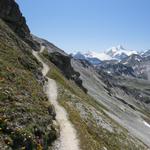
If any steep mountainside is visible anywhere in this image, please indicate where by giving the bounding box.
[121,54,150,80]
[71,57,150,148]
[0,1,58,149]
[95,62,136,77]
[1,0,150,150]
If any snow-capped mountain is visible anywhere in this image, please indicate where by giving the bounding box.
[142,49,150,57]
[73,45,138,63]
[72,45,150,80]
[82,51,112,61]
[106,45,138,60]
[73,52,102,65]
[121,54,143,66]
[73,51,111,61]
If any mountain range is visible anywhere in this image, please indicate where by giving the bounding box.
[73,45,150,62]
[0,1,150,150]
[73,45,150,80]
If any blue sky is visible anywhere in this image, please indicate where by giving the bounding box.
[16,0,150,53]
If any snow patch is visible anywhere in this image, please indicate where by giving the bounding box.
[84,51,112,61]
[143,121,150,128]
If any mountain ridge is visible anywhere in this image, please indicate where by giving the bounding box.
[73,45,150,80]
[73,45,139,61]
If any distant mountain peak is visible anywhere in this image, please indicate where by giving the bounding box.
[107,45,125,53]
[72,45,139,65]
[106,45,138,60]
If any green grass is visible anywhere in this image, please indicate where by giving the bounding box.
[0,19,58,149]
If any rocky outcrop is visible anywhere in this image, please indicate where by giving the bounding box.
[0,0,39,50]
[33,35,88,93]
[47,52,87,93]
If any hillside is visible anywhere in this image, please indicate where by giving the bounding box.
[0,1,58,149]
[0,0,150,150]
[33,36,149,150]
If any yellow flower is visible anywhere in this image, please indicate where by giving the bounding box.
[37,144,43,150]
[21,146,26,150]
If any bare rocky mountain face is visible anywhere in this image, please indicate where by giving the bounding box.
[0,0,39,50]
[1,0,150,150]
[121,54,150,80]
[71,57,150,146]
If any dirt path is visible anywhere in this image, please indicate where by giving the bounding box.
[32,46,80,150]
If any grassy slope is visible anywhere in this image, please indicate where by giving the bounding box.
[0,19,58,149]
[41,50,148,150]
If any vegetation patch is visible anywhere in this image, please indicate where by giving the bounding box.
[0,19,58,149]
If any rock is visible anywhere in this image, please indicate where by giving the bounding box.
[48,105,56,120]
[0,0,39,50]
[48,52,87,93]
[96,62,136,77]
